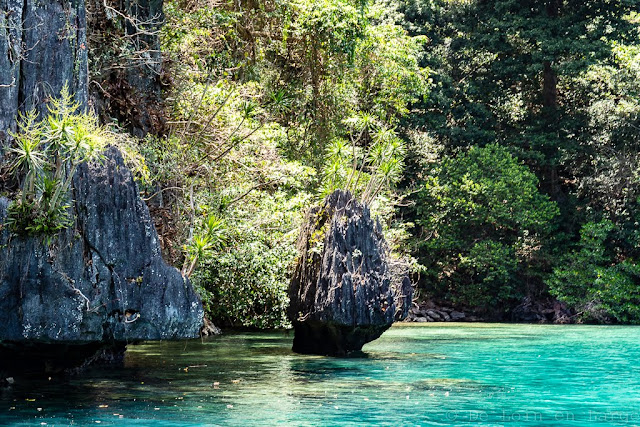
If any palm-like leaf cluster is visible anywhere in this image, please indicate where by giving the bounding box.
[6,86,106,236]
[182,213,228,277]
[321,112,406,204]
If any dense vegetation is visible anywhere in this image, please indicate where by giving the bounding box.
[151,0,429,327]
[4,0,640,325]
[6,90,106,236]
[400,0,640,321]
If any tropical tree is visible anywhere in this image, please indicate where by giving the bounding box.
[414,144,558,314]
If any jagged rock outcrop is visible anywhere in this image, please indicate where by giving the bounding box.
[288,190,412,356]
[0,0,184,373]
[0,147,203,368]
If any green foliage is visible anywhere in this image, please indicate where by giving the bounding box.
[548,220,614,307]
[593,261,640,324]
[294,0,366,60]
[194,238,295,329]
[457,241,519,310]
[190,182,312,329]
[570,41,640,224]
[400,0,637,153]
[85,0,640,325]
[147,0,429,328]
[212,0,431,165]
[415,144,558,312]
[136,69,315,327]
[397,0,640,318]
[5,87,106,237]
[5,198,71,237]
[182,213,229,277]
[140,127,312,328]
[320,118,407,203]
[548,220,640,323]
[162,2,241,77]
[142,0,640,324]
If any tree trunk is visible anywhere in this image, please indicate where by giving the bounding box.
[542,0,560,109]
[542,60,558,109]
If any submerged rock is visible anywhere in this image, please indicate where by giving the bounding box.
[288,190,412,355]
[0,147,203,370]
[201,317,222,336]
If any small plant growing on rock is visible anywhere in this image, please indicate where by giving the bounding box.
[321,115,406,205]
[5,87,106,236]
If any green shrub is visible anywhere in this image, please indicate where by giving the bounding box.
[415,144,559,313]
[548,220,640,323]
[193,237,295,329]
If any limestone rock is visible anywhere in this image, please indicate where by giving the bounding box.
[0,146,203,348]
[426,309,443,321]
[0,0,165,142]
[288,190,412,355]
[0,0,88,139]
[450,311,466,321]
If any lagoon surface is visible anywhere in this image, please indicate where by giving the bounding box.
[2,324,640,426]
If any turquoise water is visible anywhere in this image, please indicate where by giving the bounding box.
[2,323,640,426]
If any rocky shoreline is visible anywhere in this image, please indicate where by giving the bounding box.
[405,297,574,324]
[405,303,473,323]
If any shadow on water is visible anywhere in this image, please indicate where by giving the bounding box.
[3,325,640,426]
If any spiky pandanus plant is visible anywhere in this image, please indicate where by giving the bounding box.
[6,86,106,236]
[182,213,228,278]
[320,112,406,205]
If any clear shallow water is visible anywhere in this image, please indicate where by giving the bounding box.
[2,323,640,426]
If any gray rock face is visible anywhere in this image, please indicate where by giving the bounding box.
[0,0,184,373]
[450,311,466,321]
[0,146,203,345]
[0,0,88,139]
[288,190,412,355]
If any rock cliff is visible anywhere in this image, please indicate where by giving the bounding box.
[0,0,88,139]
[0,0,193,372]
[288,190,412,355]
[0,147,203,369]
[0,0,164,141]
